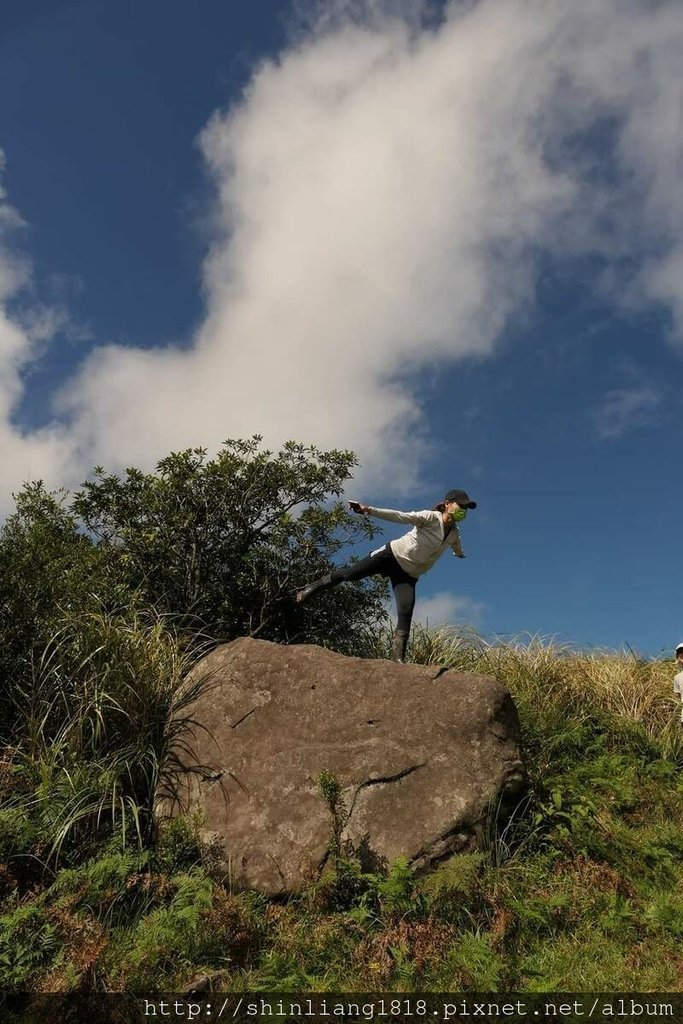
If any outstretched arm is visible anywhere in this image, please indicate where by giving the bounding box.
[348,502,434,526]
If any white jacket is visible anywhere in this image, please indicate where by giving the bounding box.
[367,507,465,579]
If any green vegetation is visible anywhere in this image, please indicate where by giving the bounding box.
[1,441,682,992]
[1,437,385,743]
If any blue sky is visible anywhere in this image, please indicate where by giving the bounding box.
[1,0,682,655]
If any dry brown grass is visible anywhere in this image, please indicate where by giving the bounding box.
[406,626,681,742]
[353,917,456,988]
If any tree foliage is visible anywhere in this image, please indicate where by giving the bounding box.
[70,436,385,642]
[1,437,388,743]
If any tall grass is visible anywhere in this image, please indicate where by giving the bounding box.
[2,611,214,864]
[356,622,681,758]
[404,624,681,751]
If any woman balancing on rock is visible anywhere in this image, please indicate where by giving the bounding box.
[295,488,476,664]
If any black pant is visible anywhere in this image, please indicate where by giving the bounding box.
[331,544,418,633]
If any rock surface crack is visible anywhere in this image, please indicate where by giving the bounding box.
[345,763,426,824]
[360,764,426,788]
[230,707,257,729]
[430,666,451,680]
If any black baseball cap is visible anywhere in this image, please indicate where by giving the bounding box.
[444,488,477,509]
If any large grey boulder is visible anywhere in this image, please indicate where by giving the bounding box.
[160,637,525,895]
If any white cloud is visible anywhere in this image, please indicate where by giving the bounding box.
[0,158,30,304]
[2,0,683,511]
[412,590,485,628]
[594,385,661,440]
[0,152,73,506]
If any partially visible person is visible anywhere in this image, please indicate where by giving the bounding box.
[295,488,476,663]
[674,642,683,724]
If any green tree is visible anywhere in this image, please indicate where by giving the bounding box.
[69,436,386,648]
[1,438,388,746]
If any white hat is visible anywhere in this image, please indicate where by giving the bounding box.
[676,642,683,654]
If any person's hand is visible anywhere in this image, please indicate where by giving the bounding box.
[349,501,370,515]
